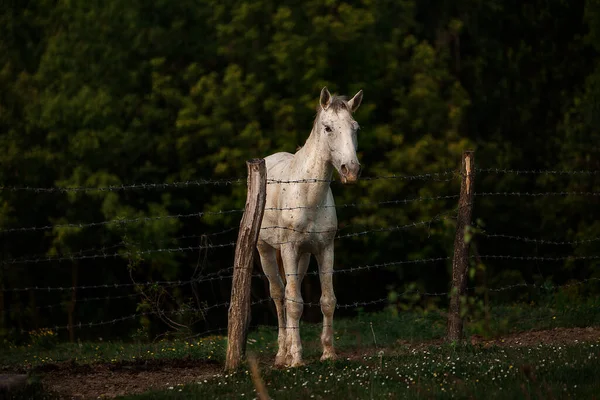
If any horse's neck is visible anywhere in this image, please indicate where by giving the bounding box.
[292,129,333,207]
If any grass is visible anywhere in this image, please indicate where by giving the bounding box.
[1,295,599,399]
[118,341,600,399]
[3,300,596,370]
[0,335,226,370]
[1,296,598,369]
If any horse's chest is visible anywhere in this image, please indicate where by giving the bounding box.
[260,177,338,250]
[279,207,336,248]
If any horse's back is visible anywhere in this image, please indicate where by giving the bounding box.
[264,152,294,180]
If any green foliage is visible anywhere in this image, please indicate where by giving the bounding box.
[28,328,58,350]
[0,0,599,339]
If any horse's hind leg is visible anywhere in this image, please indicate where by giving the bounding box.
[280,246,305,367]
[315,243,337,361]
[257,241,287,367]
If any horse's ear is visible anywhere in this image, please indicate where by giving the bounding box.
[320,87,331,110]
[347,89,363,113]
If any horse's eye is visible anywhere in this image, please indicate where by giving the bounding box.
[325,125,332,133]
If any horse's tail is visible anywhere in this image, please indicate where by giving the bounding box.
[276,249,286,286]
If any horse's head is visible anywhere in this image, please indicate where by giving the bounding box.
[316,87,363,184]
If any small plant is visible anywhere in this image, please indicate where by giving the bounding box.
[388,282,441,316]
[1,336,14,351]
[131,326,150,343]
[29,328,58,349]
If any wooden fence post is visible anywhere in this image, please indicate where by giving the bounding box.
[225,158,267,371]
[447,150,475,342]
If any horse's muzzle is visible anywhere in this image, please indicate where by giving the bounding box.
[340,163,360,184]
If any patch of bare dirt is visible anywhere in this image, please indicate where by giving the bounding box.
[393,326,600,353]
[37,359,221,399]
[469,326,600,348]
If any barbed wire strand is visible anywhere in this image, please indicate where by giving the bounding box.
[1,194,459,235]
[20,277,600,334]
[2,292,141,315]
[474,191,600,197]
[266,170,459,185]
[219,256,450,281]
[1,170,460,194]
[2,273,214,293]
[1,178,246,193]
[0,210,245,234]
[479,254,600,262]
[265,194,460,212]
[18,298,273,334]
[243,252,600,281]
[2,227,239,265]
[1,242,237,266]
[8,248,597,294]
[4,168,597,195]
[476,168,600,176]
[1,256,447,292]
[2,254,449,293]
[474,277,600,293]
[479,231,600,246]
[262,204,464,246]
[3,207,459,266]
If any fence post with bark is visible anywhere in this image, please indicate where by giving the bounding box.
[225,158,267,371]
[447,150,475,342]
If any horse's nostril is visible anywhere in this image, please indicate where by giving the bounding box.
[341,164,348,176]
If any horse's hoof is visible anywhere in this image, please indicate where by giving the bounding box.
[274,355,287,368]
[289,359,305,368]
[284,351,304,368]
[320,351,337,362]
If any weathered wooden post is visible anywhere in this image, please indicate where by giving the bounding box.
[447,150,475,342]
[225,159,267,371]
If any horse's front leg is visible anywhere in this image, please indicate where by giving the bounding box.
[281,246,305,367]
[257,242,287,367]
[316,243,337,361]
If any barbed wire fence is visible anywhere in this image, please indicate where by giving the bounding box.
[1,151,599,367]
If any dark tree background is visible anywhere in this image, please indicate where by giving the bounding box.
[1,0,599,340]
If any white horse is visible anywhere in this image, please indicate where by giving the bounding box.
[257,87,363,367]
